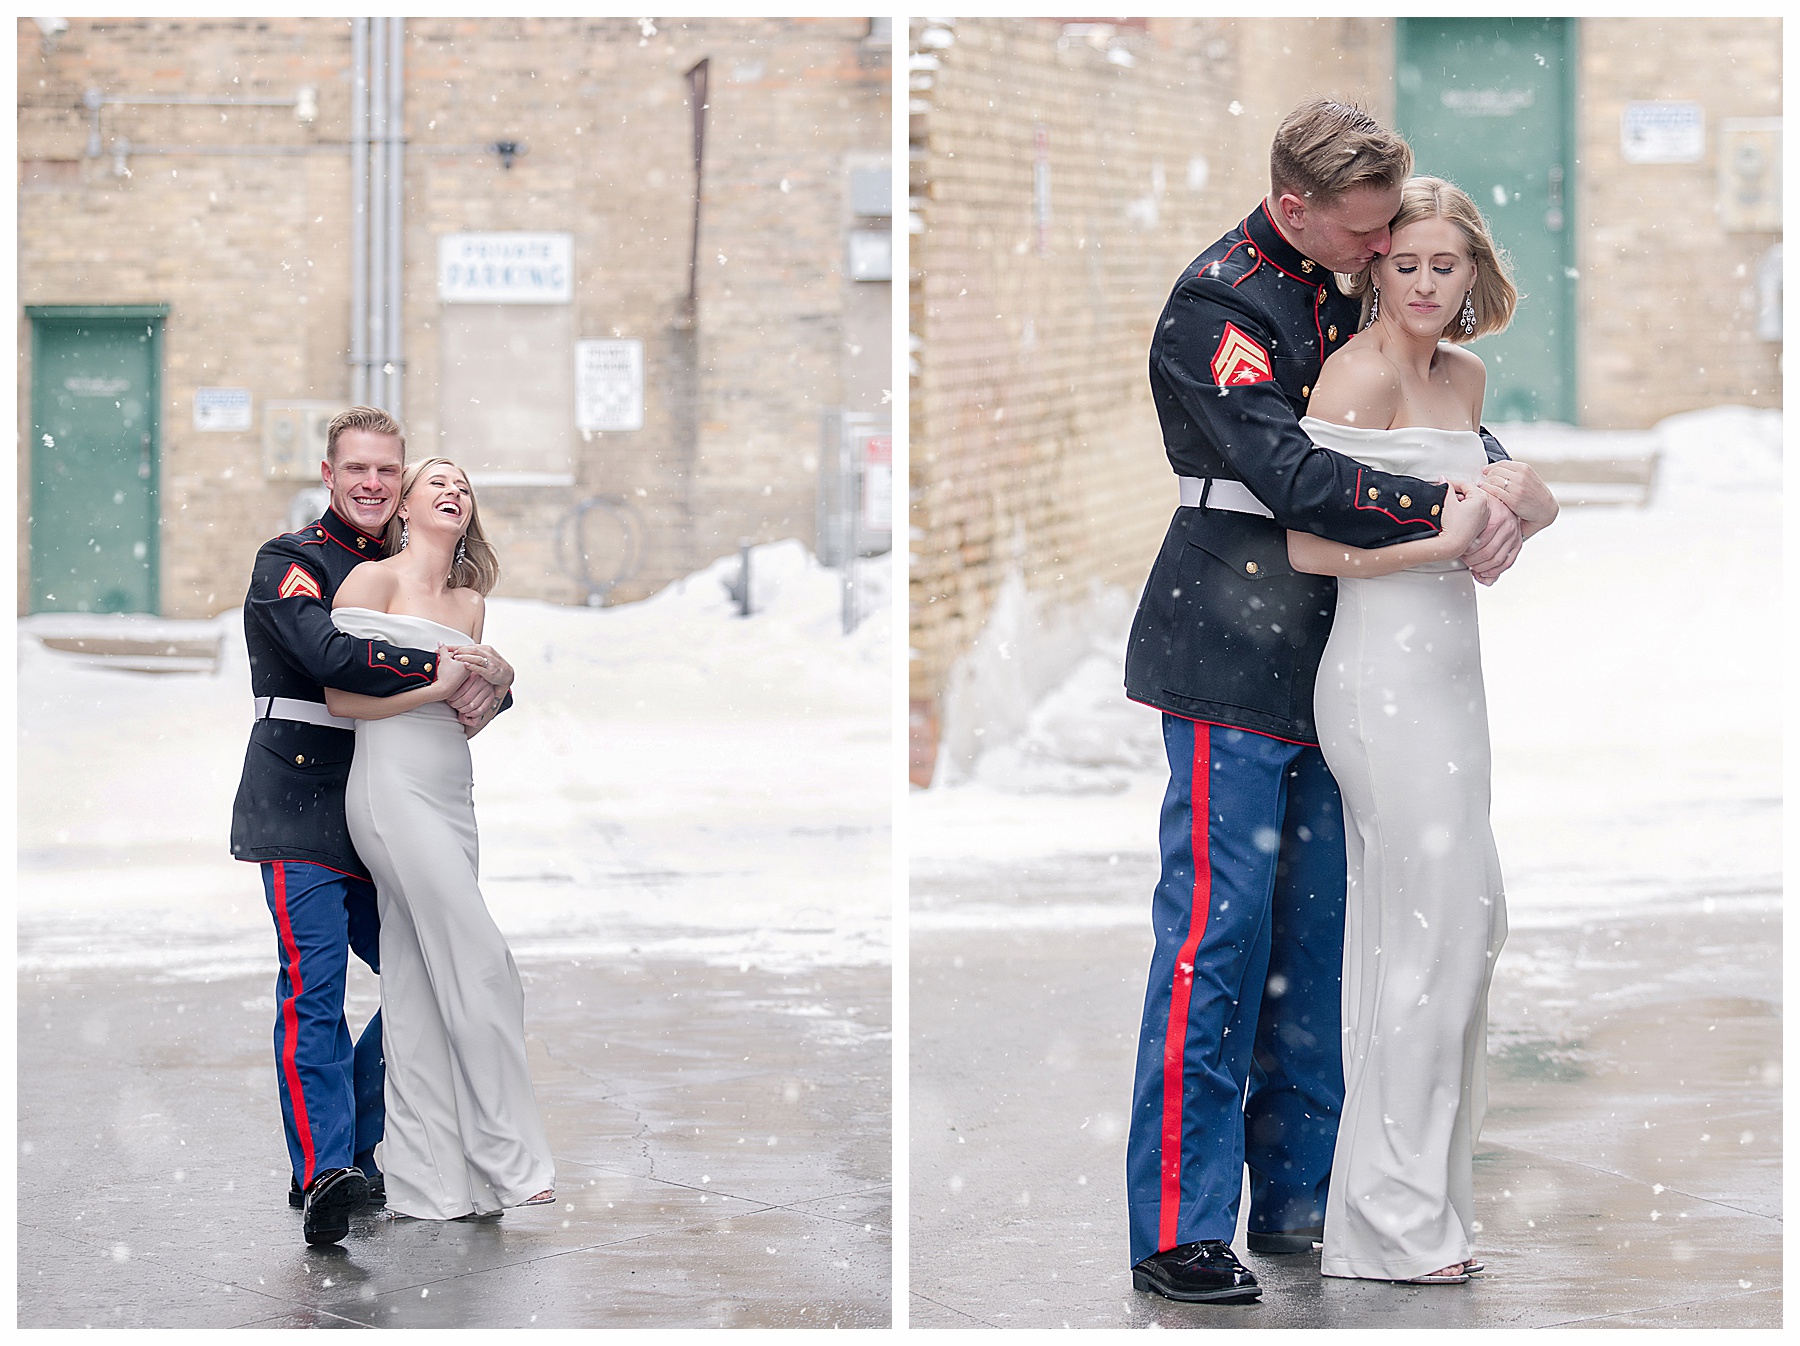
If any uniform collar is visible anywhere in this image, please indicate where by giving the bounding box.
[319,506,389,554]
[1247,201,1327,284]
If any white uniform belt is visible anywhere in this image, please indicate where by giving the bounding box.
[255,696,355,731]
[1178,476,1274,518]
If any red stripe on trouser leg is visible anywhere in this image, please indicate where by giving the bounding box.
[271,862,319,1189]
[1158,724,1212,1251]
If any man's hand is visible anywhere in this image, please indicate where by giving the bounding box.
[442,643,514,727]
[1460,499,1523,586]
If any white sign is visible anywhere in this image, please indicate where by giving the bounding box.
[575,339,644,432]
[860,433,892,533]
[438,232,573,304]
[1441,87,1535,117]
[1622,101,1704,164]
[194,386,252,431]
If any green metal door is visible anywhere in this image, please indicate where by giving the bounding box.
[27,305,166,613]
[1396,18,1575,422]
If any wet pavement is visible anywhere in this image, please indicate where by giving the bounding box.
[909,853,1781,1329]
[19,950,890,1328]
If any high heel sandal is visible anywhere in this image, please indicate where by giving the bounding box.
[1401,1264,1469,1285]
[522,1189,556,1206]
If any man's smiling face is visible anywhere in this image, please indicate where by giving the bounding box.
[322,428,405,534]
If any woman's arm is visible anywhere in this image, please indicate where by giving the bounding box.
[1288,480,1491,577]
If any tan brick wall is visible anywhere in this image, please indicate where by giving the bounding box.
[1576,19,1782,427]
[19,17,889,617]
[907,17,1394,715]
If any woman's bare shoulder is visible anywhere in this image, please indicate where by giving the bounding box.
[451,585,487,639]
[332,559,398,609]
[1438,341,1487,384]
[1309,339,1401,427]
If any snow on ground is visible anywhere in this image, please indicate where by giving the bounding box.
[19,541,891,978]
[913,406,1782,933]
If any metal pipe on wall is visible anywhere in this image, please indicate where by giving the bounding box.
[367,19,388,414]
[349,18,368,406]
[384,16,405,419]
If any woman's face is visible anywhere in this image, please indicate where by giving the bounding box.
[401,462,474,538]
[1374,215,1476,339]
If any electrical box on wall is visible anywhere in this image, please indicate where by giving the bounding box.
[262,402,336,480]
[1717,118,1781,232]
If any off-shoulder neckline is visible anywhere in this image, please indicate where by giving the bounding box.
[332,605,474,641]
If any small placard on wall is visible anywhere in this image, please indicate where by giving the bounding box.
[575,339,645,432]
[1621,101,1705,164]
[194,386,252,431]
[438,233,574,304]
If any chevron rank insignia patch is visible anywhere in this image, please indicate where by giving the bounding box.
[1210,322,1273,387]
[278,563,323,601]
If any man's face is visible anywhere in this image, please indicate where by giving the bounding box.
[321,429,405,534]
[1294,183,1404,273]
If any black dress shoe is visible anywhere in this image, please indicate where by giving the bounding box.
[292,1170,383,1210]
[1247,1224,1324,1254]
[302,1167,369,1246]
[1132,1241,1261,1303]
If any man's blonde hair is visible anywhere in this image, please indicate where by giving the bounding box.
[326,406,405,463]
[1270,98,1413,205]
[1341,176,1519,343]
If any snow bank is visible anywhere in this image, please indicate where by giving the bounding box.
[914,407,1782,931]
[19,541,892,978]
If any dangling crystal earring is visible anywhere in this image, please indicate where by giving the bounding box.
[399,517,409,549]
[1460,290,1477,335]
[454,537,469,570]
[1364,286,1380,330]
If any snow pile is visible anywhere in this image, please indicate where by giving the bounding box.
[914,406,1782,930]
[19,541,891,978]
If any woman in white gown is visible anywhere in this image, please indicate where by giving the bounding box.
[1286,178,1557,1284]
[321,457,556,1220]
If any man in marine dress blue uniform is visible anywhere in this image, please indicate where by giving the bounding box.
[1122,100,1548,1303]
[230,406,516,1246]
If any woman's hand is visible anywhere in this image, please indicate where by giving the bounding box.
[1479,460,1559,531]
[441,644,512,728]
[446,644,514,689]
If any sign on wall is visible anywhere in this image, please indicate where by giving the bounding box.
[194,386,252,431]
[437,233,574,304]
[861,432,892,534]
[1621,101,1705,164]
[575,339,645,432]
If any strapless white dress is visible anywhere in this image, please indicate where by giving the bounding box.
[1300,419,1508,1281]
[333,607,554,1219]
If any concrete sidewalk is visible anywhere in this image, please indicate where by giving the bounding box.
[909,853,1780,1329]
[20,950,890,1328]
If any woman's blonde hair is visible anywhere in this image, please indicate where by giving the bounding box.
[383,456,501,595]
[1340,175,1519,343]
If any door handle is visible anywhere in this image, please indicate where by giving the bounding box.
[139,432,152,480]
[1545,163,1565,233]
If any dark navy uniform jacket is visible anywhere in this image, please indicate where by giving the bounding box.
[230,508,441,877]
[1125,202,1507,743]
